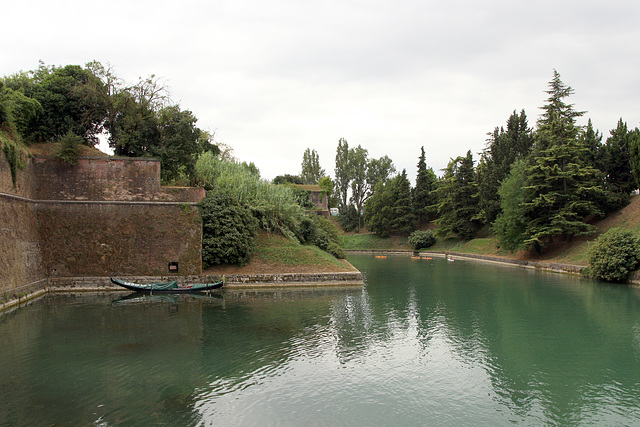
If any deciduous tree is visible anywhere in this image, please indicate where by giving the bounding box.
[300,148,325,184]
[334,138,351,209]
[493,159,530,252]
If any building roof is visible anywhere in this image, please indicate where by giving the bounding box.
[296,184,323,192]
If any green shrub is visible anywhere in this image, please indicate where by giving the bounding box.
[56,131,82,165]
[0,135,28,186]
[408,230,436,250]
[195,152,306,240]
[199,192,259,266]
[587,228,640,282]
[326,241,346,259]
[297,215,344,258]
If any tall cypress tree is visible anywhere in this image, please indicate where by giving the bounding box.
[390,169,417,235]
[523,70,604,253]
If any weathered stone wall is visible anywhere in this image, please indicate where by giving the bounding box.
[31,156,204,202]
[37,202,202,277]
[32,156,159,200]
[0,198,45,296]
[0,150,44,300]
[1,151,205,300]
[0,149,36,199]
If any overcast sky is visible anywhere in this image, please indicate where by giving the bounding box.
[3,0,640,181]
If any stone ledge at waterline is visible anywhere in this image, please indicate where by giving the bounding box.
[47,271,364,291]
[346,249,588,277]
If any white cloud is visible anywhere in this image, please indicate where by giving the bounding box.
[2,0,640,181]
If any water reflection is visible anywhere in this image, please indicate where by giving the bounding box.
[1,258,640,426]
[346,255,640,425]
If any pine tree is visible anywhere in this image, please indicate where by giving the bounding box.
[434,151,481,240]
[364,170,416,236]
[390,169,416,235]
[364,180,393,237]
[523,70,604,253]
[602,118,635,208]
[578,118,603,171]
[629,127,640,189]
[477,110,534,224]
[413,146,437,222]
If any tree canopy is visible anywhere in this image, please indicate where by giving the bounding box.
[1,61,217,185]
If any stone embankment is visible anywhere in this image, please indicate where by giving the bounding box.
[347,249,587,276]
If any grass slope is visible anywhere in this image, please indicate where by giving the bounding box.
[204,231,355,275]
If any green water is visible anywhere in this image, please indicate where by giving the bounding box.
[1,256,640,426]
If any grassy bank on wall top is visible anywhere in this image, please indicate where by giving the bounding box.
[338,196,640,268]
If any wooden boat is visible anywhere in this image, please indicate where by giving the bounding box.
[110,278,224,293]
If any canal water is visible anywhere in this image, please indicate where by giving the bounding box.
[1,255,639,426]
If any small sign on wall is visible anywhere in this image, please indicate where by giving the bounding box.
[168,262,179,273]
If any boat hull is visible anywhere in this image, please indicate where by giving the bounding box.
[110,278,223,293]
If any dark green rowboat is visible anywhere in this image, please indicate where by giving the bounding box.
[110,278,224,293]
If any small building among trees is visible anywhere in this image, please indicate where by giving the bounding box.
[296,184,330,218]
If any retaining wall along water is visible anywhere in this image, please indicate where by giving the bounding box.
[1,152,205,305]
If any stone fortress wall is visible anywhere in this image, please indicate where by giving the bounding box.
[0,151,205,301]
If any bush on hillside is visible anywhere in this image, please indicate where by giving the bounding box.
[199,192,259,266]
[297,215,345,259]
[195,152,306,240]
[408,230,436,250]
[587,228,640,282]
[55,131,82,165]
